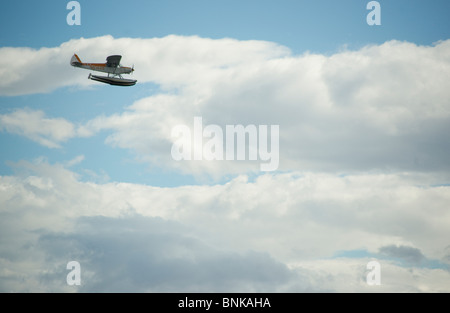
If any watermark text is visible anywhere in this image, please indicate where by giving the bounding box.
[366,260,381,285]
[66,261,81,286]
[66,1,81,26]
[171,117,279,172]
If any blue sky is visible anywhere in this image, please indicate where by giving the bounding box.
[1,1,450,293]
[2,0,450,50]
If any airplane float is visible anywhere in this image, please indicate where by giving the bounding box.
[70,54,137,86]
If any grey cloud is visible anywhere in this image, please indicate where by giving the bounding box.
[443,246,450,264]
[378,245,426,265]
[36,215,302,292]
[1,161,450,292]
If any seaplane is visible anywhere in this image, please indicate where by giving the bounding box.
[70,54,137,86]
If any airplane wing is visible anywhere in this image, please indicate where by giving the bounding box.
[106,55,122,68]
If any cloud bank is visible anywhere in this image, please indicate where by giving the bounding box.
[1,35,450,292]
[1,36,450,177]
[0,160,449,292]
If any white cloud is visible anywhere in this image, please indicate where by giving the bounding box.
[1,160,449,292]
[0,109,91,148]
[2,36,450,292]
[65,155,85,167]
[0,35,288,96]
[2,36,450,177]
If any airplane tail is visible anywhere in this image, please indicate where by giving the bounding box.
[70,54,82,66]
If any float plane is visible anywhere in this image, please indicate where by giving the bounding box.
[70,54,137,86]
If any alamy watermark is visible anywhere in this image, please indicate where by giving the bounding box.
[66,261,81,286]
[366,260,381,286]
[367,1,381,26]
[66,1,81,26]
[171,117,279,172]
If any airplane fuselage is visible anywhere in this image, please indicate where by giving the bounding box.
[71,61,133,75]
[70,54,134,75]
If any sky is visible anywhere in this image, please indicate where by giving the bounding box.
[0,0,450,293]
